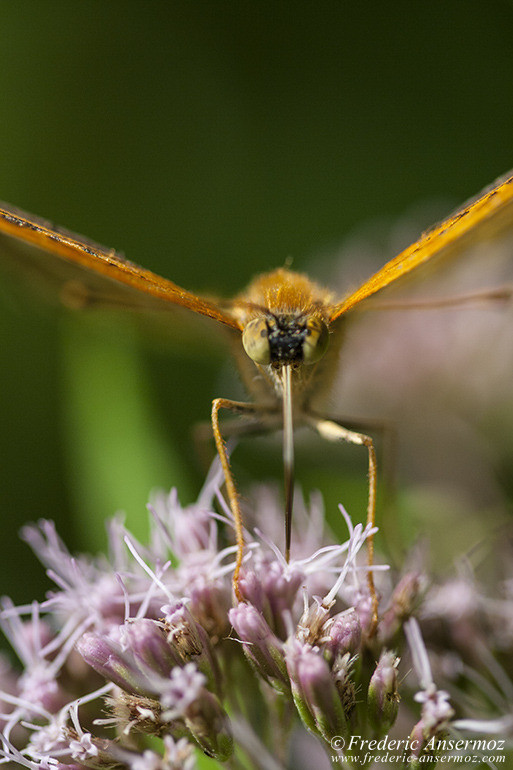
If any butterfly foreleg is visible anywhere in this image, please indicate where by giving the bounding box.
[314,413,398,511]
[211,398,280,603]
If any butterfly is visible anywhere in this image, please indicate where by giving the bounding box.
[2,169,513,627]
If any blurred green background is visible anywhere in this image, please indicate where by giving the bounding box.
[1,0,513,608]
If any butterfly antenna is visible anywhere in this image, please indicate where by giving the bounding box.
[282,365,294,562]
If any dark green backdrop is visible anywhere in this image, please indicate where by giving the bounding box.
[1,1,513,607]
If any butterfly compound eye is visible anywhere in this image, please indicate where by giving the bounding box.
[302,316,329,365]
[242,317,271,365]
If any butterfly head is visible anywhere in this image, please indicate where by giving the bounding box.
[242,313,329,368]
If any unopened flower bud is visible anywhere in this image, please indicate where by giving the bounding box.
[77,631,152,696]
[124,619,181,676]
[238,557,303,637]
[187,575,231,644]
[184,688,233,762]
[229,604,288,689]
[286,641,348,742]
[368,650,400,734]
[324,610,362,662]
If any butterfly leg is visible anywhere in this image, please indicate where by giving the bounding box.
[304,414,379,633]
[211,398,278,602]
[314,413,398,517]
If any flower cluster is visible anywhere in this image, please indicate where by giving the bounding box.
[0,462,511,769]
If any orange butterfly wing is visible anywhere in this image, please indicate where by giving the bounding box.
[0,202,242,331]
[329,170,513,321]
[3,170,513,331]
